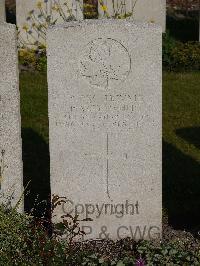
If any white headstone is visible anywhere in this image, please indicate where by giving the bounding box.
[0,0,6,22]
[16,0,83,46]
[98,0,166,32]
[47,20,162,241]
[0,23,23,210]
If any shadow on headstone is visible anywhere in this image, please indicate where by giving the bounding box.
[22,128,51,219]
[163,140,200,232]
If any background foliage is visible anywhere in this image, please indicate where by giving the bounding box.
[18,32,200,73]
[163,32,200,71]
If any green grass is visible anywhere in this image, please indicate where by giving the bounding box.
[163,72,200,158]
[163,72,200,230]
[20,71,200,229]
[20,72,49,142]
[20,72,50,216]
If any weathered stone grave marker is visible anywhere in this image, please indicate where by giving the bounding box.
[47,20,162,240]
[98,0,166,32]
[0,23,23,209]
[0,0,6,22]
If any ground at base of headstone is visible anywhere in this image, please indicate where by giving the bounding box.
[19,69,200,265]
[0,202,200,265]
[68,218,200,261]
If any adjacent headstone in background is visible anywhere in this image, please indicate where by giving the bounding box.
[98,0,133,18]
[0,0,6,22]
[133,0,166,32]
[48,20,162,240]
[0,22,23,210]
[16,0,83,46]
[98,0,166,32]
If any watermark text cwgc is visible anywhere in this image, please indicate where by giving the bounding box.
[80,225,161,241]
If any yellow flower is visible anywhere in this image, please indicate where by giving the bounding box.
[101,5,107,11]
[36,1,43,8]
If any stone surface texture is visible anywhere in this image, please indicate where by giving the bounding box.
[0,23,23,210]
[47,20,162,240]
[0,0,6,22]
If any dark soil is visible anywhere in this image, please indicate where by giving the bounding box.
[66,215,200,262]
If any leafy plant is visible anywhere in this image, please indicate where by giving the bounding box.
[162,30,177,69]
[98,0,136,19]
[84,0,98,19]
[18,0,83,48]
[19,0,137,48]
[19,48,47,72]
[0,205,56,264]
[51,195,87,244]
[137,240,200,265]
[163,32,200,71]
[0,198,200,265]
[171,41,200,70]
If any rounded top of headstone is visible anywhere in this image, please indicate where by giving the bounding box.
[48,19,162,33]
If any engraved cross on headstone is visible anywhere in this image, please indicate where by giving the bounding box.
[105,133,128,200]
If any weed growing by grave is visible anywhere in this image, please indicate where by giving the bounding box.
[52,195,87,243]
[0,205,69,265]
[98,0,136,19]
[84,0,98,19]
[18,0,137,73]
[19,48,47,72]
[18,0,136,48]
[18,0,83,47]
[0,195,200,265]
[163,31,200,71]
